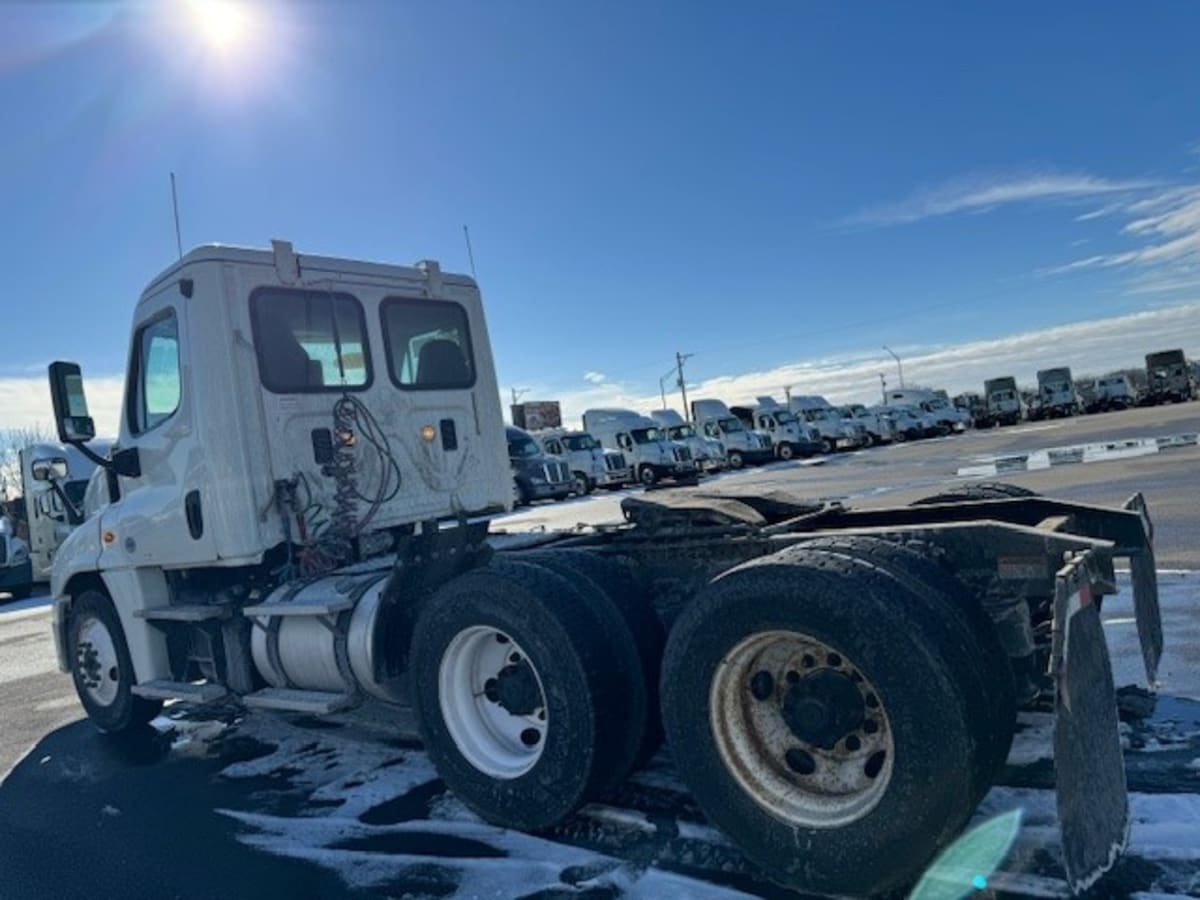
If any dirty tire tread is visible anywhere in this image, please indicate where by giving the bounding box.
[410,559,630,831]
[912,482,1039,505]
[519,550,651,788]
[524,549,665,769]
[68,590,163,733]
[797,536,1016,793]
[661,545,980,897]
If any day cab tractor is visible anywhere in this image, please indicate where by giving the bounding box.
[48,241,1164,897]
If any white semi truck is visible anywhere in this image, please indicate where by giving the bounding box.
[581,408,697,485]
[19,441,110,580]
[1093,373,1138,412]
[44,240,1165,897]
[840,403,896,446]
[647,408,726,472]
[730,397,823,460]
[689,398,774,468]
[1144,349,1194,404]
[885,389,969,433]
[1035,367,1080,418]
[788,395,867,453]
[533,428,632,494]
[983,376,1024,427]
[0,516,32,600]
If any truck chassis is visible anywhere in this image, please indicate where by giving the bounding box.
[54,482,1162,896]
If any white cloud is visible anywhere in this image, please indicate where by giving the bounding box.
[849,172,1155,227]
[583,371,607,385]
[518,303,1200,429]
[0,374,124,436]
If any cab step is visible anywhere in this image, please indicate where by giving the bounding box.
[135,604,232,622]
[242,687,355,715]
[131,680,229,703]
[241,597,356,617]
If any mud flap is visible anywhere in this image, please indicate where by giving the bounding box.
[1052,553,1129,894]
[1123,492,1163,684]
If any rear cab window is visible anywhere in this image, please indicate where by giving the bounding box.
[380,298,475,390]
[250,288,371,393]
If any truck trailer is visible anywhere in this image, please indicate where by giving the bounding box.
[45,241,1165,897]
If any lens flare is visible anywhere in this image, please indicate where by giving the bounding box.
[184,0,252,54]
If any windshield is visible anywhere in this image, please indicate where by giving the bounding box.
[927,398,947,410]
[717,417,744,434]
[631,427,664,444]
[508,436,541,459]
[773,411,796,425]
[562,435,597,451]
[670,424,697,439]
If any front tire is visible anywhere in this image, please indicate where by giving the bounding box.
[660,546,978,896]
[68,590,162,733]
[638,465,658,486]
[726,451,745,469]
[776,442,794,461]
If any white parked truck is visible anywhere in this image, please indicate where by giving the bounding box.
[1144,349,1194,404]
[19,441,109,580]
[581,408,697,485]
[648,408,725,472]
[1093,373,1138,412]
[730,397,823,460]
[690,398,774,468]
[840,403,896,445]
[983,376,1024,426]
[1035,367,1080,418]
[0,515,32,600]
[788,395,867,452]
[45,241,1165,898]
[534,428,631,494]
[885,389,969,433]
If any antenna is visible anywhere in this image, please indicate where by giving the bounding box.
[170,172,183,261]
[463,225,478,279]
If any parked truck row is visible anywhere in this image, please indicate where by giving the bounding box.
[35,240,1164,897]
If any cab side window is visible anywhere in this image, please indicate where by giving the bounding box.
[129,311,181,434]
[617,433,632,449]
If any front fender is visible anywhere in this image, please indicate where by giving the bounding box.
[49,516,103,673]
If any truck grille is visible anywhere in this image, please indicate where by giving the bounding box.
[605,451,627,471]
[543,461,570,484]
[673,446,692,462]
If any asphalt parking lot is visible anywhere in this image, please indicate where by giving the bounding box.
[1,401,1198,900]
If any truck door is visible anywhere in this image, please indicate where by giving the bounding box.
[100,301,219,569]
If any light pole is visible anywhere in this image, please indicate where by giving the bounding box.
[882,346,904,389]
[658,366,677,409]
[675,352,694,418]
[878,373,887,404]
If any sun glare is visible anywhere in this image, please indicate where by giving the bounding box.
[185,0,253,54]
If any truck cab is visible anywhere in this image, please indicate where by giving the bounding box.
[581,408,697,485]
[1094,373,1137,411]
[730,397,822,460]
[0,516,32,601]
[19,441,109,580]
[982,377,1024,427]
[534,428,631,494]
[648,408,726,472]
[788,396,867,452]
[1035,367,1079,418]
[507,426,574,505]
[1144,349,1194,404]
[839,403,895,446]
[885,389,968,433]
[690,399,774,469]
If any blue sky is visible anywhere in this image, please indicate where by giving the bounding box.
[3,1,1200,429]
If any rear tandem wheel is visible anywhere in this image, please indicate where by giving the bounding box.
[660,545,982,897]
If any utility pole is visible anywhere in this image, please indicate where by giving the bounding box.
[784,385,793,407]
[511,387,529,406]
[675,352,694,419]
[882,346,904,388]
[879,373,887,404]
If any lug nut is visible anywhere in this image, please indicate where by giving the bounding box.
[826,652,842,667]
[750,671,774,701]
[784,748,816,775]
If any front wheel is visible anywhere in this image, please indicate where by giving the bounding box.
[572,473,591,497]
[776,442,794,461]
[726,451,745,469]
[820,437,836,454]
[68,590,162,733]
[638,465,658,486]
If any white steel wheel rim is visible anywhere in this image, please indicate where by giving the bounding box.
[75,615,122,707]
[439,626,548,780]
[710,629,895,829]
[778,443,793,460]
